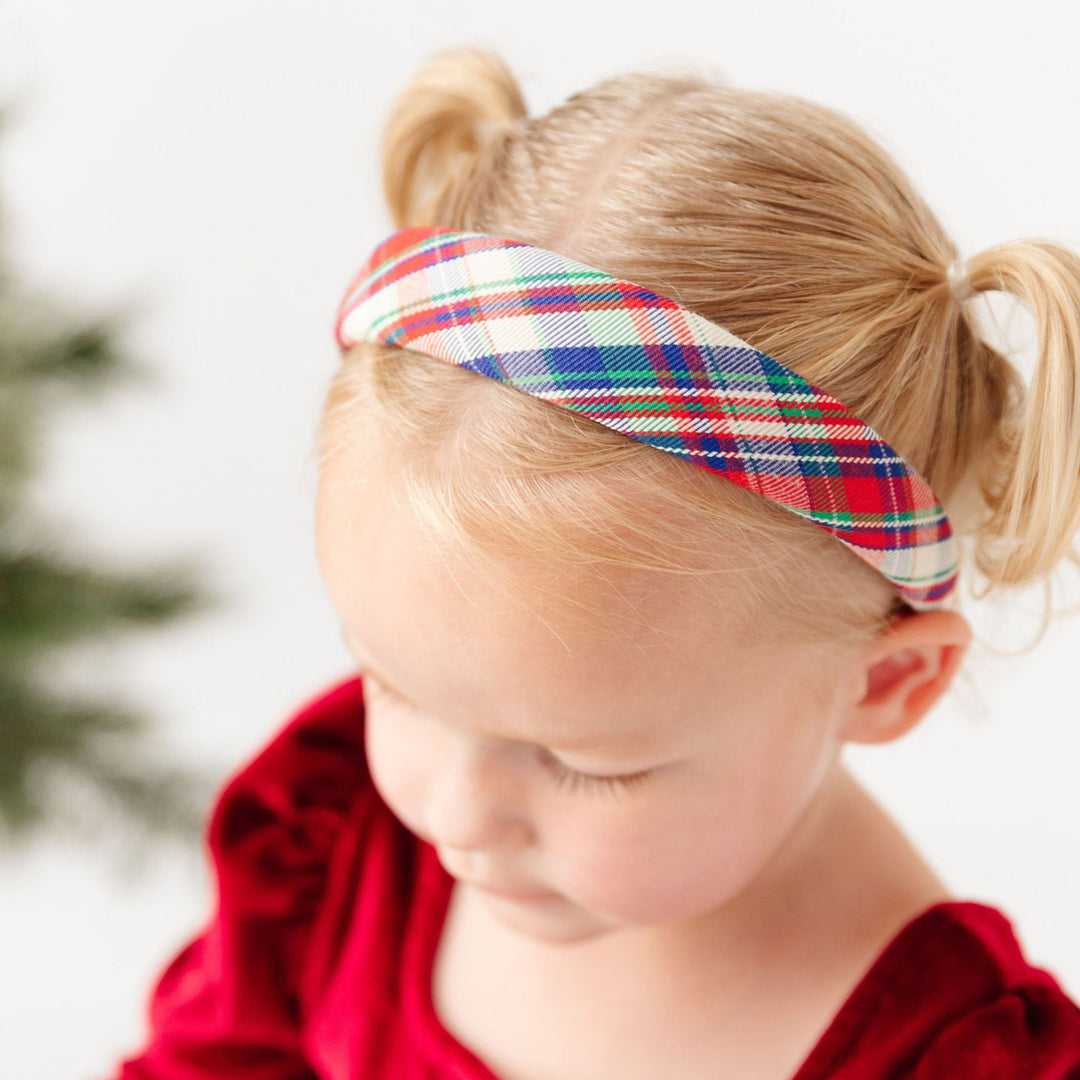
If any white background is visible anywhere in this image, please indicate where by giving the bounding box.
[0,1,1078,1078]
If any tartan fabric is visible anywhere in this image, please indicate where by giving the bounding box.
[334,226,959,610]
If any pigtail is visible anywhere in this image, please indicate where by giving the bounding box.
[379,46,528,228]
[961,240,1080,627]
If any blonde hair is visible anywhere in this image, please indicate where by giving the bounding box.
[316,46,1080,657]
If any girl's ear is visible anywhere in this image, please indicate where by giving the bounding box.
[839,609,974,746]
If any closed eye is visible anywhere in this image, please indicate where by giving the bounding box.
[537,750,652,796]
[362,669,652,798]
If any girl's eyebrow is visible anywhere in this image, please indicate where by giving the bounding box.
[337,624,663,758]
[340,626,409,698]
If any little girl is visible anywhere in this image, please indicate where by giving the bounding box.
[110,46,1080,1080]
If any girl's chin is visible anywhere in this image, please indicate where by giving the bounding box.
[475,890,618,945]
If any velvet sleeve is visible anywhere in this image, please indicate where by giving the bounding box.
[913,981,1080,1079]
[106,678,369,1080]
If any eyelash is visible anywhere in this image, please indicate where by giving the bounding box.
[361,671,652,796]
[537,752,652,795]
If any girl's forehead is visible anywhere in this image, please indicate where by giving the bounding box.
[315,443,837,741]
[322,556,814,766]
[321,485,727,676]
[317,450,745,644]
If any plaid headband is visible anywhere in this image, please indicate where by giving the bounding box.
[334,226,959,611]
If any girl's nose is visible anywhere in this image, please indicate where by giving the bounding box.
[424,736,533,853]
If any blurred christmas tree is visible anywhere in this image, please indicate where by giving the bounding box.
[0,109,223,873]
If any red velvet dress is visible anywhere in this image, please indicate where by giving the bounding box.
[108,674,1080,1079]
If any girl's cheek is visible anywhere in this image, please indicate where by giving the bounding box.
[363,703,434,826]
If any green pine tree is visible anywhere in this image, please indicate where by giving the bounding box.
[0,111,225,876]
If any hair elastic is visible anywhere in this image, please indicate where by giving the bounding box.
[947,258,977,302]
[334,226,959,611]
